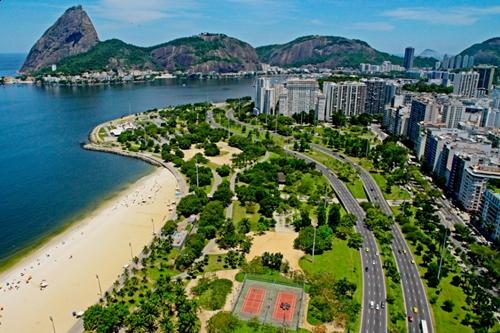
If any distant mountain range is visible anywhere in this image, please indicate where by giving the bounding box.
[418,49,441,60]
[459,37,500,67]
[19,6,500,75]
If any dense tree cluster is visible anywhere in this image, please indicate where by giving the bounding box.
[370,139,408,173]
[322,127,370,158]
[402,80,453,94]
[307,274,360,325]
[294,225,333,254]
[236,157,316,218]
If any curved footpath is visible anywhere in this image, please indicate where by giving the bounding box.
[224,109,387,333]
[311,144,434,333]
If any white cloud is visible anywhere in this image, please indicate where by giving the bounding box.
[352,22,394,31]
[308,19,325,26]
[93,0,197,24]
[383,6,500,25]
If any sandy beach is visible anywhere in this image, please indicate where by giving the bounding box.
[0,167,179,333]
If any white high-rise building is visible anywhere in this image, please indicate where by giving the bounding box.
[462,55,469,68]
[316,93,327,122]
[468,56,475,68]
[443,100,465,128]
[262,87,275,115]
[255,77,271,113]
[458,164,500,212]
[323,81,367,119]
[453,72,479,98]
[284,79,320,117]
[455,55,462,69]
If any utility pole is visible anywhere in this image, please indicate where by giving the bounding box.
[195,154,199,188]
[128,242,133,261]
[312,224,317,263]
[151,218,155,235]
[437,228,448,280]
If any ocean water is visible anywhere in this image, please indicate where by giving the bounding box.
[0,53,25,76]
[0,73,254,264]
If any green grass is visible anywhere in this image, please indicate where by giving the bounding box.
[305,150,367,199]
[236,271,300,287]
[98,127,106,140]
[299,238,362,332]
[203,254,230,272]
[370,172,411,201]
[378,245,406,333]
[406,241,473,333]
[233,201,261,231]
[347,179,368,199]
[231,320,310,333]
[193,278,233,310]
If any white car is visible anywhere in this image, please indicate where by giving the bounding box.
[375,303,380,311]
[370,301,375,309]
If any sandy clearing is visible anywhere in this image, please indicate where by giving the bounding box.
[182,142,242,166]
[246,231,303,271]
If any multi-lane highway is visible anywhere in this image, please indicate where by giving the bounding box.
[312,144,434,333]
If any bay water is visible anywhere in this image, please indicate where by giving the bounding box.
[0,62,253,264]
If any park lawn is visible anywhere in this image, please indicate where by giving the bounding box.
[407,240,473,333]
[233,201,261,231]
[299,238,362,332]
[347,179,367,199]
[351,156,375,171]
[98,127,106,140]
[305,150,367,199]
[203,254,229,272]
[378,244,406,333]
[234,271,298,287]
[430,274,473,333]
[370,172,411,201]
[194,278,233,311]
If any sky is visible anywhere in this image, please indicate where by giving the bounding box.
[0,0,499,55]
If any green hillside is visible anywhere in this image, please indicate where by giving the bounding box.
[41,39,158,74]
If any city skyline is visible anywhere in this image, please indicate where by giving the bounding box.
[0,0,499,54]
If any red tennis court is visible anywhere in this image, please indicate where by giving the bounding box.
[272,291,297,322]
[242,287,266,315]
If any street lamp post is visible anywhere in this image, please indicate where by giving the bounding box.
[128,242,133,261]
[151,218,155,235]
[49,316,56,333]
[96,274,102,297]
[437,228,448,280]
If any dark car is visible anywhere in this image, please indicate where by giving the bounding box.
[381,301,385,309]
[408,315,413,322]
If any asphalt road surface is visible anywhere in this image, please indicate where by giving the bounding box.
[312,144,434,333]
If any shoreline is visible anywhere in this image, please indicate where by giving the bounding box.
[0,164,154,275]
[0,166,181,333]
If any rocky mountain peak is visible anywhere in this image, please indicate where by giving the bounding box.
[20,5,99,73]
